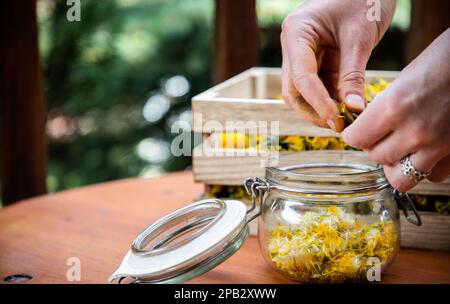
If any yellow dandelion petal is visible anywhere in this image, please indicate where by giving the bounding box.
[268,206,398,282]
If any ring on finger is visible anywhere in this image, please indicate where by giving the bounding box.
[400,154,431,183]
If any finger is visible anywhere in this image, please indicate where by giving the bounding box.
[339,39,370,113]
[383,148,443,193]
[281,33,328,128]
[367,128,419,166]
[320,71,339,101]
[281,33,301,112]
[317,46,340,101]
[427,153,450,183]
[284,27,344,131]
[342,90,393,149]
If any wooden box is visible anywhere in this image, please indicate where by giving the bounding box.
[191,67,450,251]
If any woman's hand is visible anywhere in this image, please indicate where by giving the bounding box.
[342,29,450,192]
[281,0,396,132]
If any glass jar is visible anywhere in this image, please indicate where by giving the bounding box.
[112,152,421,284]
[246,155,421,283]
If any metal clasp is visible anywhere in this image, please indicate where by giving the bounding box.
[393,189,422,226]
[244,177,270,224]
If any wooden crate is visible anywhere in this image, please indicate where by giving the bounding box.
[191,67,450,251]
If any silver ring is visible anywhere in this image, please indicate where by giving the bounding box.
[400,155,431,182]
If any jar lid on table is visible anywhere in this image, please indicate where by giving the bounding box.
[109,199,251,284]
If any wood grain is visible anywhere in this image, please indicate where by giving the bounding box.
[0,172,449,284]
[401,212,450,251]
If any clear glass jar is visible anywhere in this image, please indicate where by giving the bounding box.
[113,152,421,284]
[250,156,411,283]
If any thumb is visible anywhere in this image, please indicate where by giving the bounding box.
[338,43,371,114]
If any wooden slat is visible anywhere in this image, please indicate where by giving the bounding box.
[213,0,259,83]
[0,1,47,205]
[401,212,450,251]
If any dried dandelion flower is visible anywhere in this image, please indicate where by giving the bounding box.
[220,132,250,149]
[267,206,398,283]
[364,78,390,101]
[280,136,306,151]
[304,137,331,150]
[327,137,348,150]
[276,78,391,126]
[219,134,351,152]
[206,184,249,200]
[340,78,392,126]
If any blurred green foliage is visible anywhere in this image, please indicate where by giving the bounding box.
[39,0,215,191]
[37,0,411,193]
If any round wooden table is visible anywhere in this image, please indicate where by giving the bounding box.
[0,171,449,284]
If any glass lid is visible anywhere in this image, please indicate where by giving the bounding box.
[109,199,248,284]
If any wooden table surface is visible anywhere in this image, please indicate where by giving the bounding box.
[0,171,449,284]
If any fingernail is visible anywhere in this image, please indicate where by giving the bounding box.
[327,120,337,132]
[346,94,365,110]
